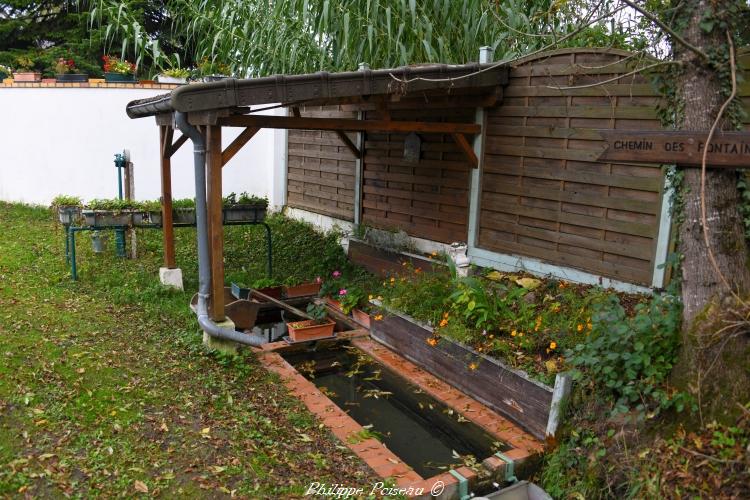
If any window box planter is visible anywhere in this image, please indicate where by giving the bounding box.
[57,205,82,225]
[172,208,196,225]
[56,74,88,83]
[104,72,136,83]
[284,281,322,298]
[0,70,8,80]
[156,75,187,84]
[81,210,133,227]
[230,282,283,301]
[351,308,373,328]
[132,211,163,226]
[222,205,266,223]
[325,297,343,311]
[287,319,336,343]
[12,72,42,82]
[369,302,570,441]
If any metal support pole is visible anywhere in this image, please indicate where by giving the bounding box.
[69,226,78,281]
[114,153,127,258]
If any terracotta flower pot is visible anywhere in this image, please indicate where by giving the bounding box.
[325,297,343,311]
[287,319,335,342]
[13,72,41,82]
[351,308,372,328]
[284,282,322,298]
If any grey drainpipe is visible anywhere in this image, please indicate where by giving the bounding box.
[175,112,265,347]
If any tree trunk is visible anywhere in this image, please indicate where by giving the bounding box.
[674,0,750,422]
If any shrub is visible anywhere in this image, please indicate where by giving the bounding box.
[567,292,686,416]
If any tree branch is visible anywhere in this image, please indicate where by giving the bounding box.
[618,0,709,61]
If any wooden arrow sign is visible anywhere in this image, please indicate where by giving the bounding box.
[597,130,750,167]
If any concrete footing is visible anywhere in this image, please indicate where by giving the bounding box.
[159,267,184,290]
[203,318,239,355]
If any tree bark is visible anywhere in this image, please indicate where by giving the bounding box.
[675,0,750,422]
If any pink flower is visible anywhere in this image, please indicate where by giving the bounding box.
[315,276,322,284]
[332,270,341,278]
[339,289,348,296]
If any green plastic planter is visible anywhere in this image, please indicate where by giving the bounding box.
[104,72,136,83]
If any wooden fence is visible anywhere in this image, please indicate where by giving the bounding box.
[286,48,750,286]
[287,105,358,220]
[478,49,665,285]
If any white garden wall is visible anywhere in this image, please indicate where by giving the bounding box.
[0,87,284,207]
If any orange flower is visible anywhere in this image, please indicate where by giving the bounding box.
[427,337,438,346]
[374,314,383,321]
[468,362,478,371]
[414,268,422,273]
[549,341,557,350]
[577,324,584,332]
[511,330,517,337]
[439,319,448,328]
[390,277,395,283]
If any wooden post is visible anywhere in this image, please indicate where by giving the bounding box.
[206,125,225,321]
[159,126,176,269]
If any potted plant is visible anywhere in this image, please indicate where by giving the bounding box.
[284,276,323,298]
[319,270,345,310]
[172,198,196,224]
[0,64,11,80]
[82,198,138,226]
[231,277,284,300]
[54,58,87,83]
[197,58,231,82]
[222,192,268,223]
[12,56,41,82]
[156,67,190,84]
[51,194,83,225]
[102,55,136,83]
[337,286,373,327]
[286,303,336,342]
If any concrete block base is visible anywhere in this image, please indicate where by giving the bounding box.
[203,318,240,355]
[159,267,184,290]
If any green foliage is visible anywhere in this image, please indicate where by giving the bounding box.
[306,302,328,322]
[171,198,195,208]
[449,276,504,332]
[90,0,649,78]
[338,286,366,314]
[85,198,140,210]
[540,429,605,498]
[222,192,269,208]
[251,277,281,288]
[161,67,189,78]
[51,194,82,207]
[568,291,687,416]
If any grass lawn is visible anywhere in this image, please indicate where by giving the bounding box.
[0,203,377,497]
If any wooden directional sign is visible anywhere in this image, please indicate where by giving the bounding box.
[598,130,750,167]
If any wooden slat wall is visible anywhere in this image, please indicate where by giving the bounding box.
[361,106,475,243]
[287,106,358,220]
[479,49,666,285]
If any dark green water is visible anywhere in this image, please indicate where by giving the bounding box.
[284,345,508,477]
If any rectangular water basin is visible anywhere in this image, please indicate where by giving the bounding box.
[283,343,509,478]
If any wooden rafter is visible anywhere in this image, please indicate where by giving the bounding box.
[451,133,479,168]
[221,127,260,166]
[219,115,480,135]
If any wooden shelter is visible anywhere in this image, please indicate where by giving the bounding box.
[126,62,509,323]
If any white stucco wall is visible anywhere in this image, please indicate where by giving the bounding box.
[0,87,283,207]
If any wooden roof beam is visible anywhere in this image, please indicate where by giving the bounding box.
[218,115,480,135]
